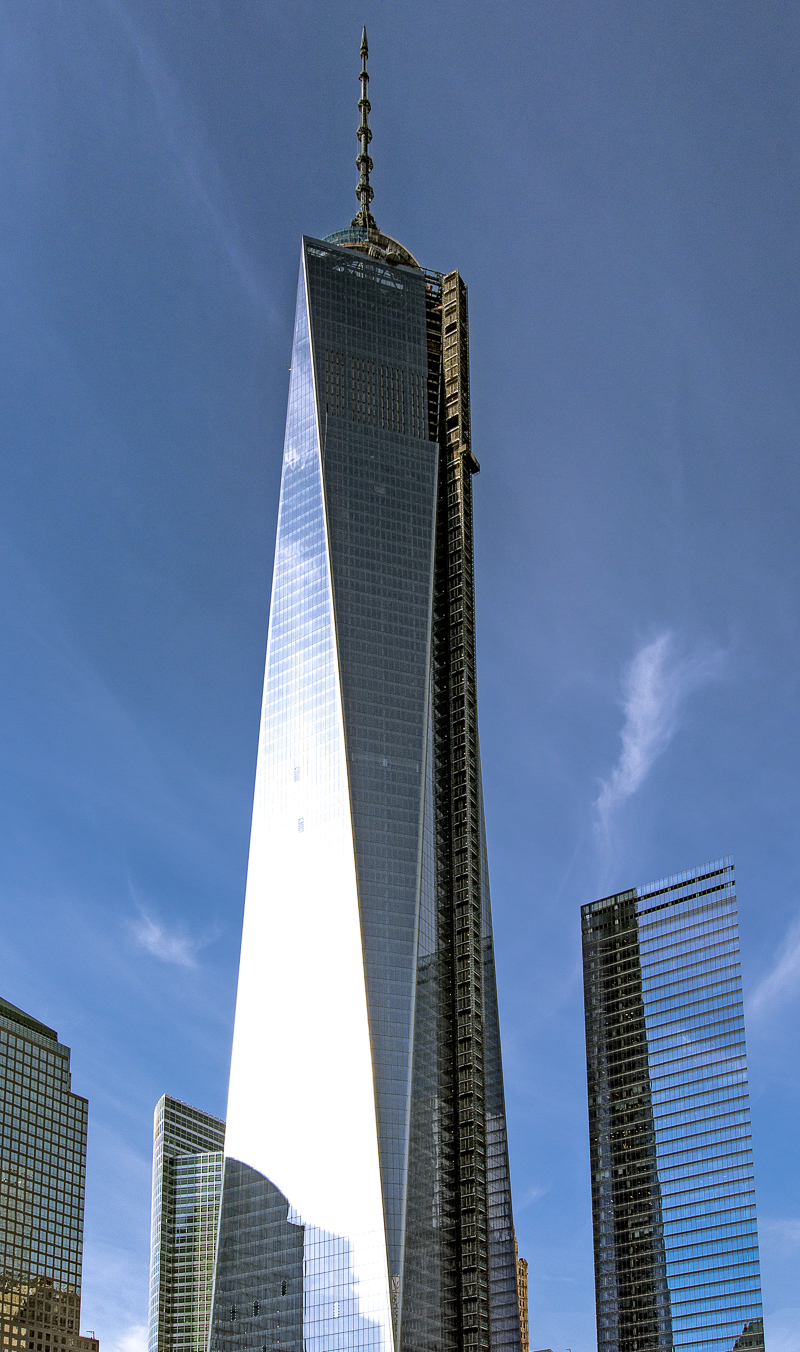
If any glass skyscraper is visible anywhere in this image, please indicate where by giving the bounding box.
[148,1097,225,1352]
[209,31,520,1352]
[0,997,98,1352]
[582,858,765,1352]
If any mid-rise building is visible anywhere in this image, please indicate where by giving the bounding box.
[582,858,764,1352]
[0,997,98,1352]
[147,1097,224,1352]
[209,30,520,1352]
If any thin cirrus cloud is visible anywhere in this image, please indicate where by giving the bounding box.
[759,1217,800,1252]
[595,630,725,837]
[748,914,800,1019]
[129,911,206,969]
[515,1182,550,1212]
[98,0,277,322]
[764,1309,800,1352]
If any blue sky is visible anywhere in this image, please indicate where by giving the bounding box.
[1,1,799,1349]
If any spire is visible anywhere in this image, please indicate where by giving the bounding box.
[351,25,377,231]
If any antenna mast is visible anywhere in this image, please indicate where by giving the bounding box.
[351,27,377,231]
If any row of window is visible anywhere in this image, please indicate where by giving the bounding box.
[323,350,426,440]
[227,1287,288,1322]
[586,913,738,973]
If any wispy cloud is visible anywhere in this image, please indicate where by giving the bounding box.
[595,631,724,835]
[759,1217,800,1252]
[100,0,276,321]
[515,1182,550,1211]
[764,1309,800,1352]
[749,915,800,1019]
[81,1236,150,1352]
[129,912,205,969]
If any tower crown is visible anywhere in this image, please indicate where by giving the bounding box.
[324,29,421,269]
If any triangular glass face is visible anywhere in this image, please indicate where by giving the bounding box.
[303,239,438,1283]
[215,258,393,1352]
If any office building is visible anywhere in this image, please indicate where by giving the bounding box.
[0,997,98,1352]
[147,1097,224,1352]
[209,30,520,1352]
[582,858,764,1352]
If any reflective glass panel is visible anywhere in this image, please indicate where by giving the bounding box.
[148,1095,224,1352]
[211,236,521,1352]
[583,859,764,1352]
[212,253,392,1352]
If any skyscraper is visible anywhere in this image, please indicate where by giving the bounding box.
[148,1097,225,1352]
[0,997,98,1352]
[209,31,520,1352]
[582,858,765,1352]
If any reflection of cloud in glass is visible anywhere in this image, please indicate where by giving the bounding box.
[211,1162,384,1352]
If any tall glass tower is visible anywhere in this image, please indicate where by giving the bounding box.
[582,858,765,1352]
[209,31,520,1352]
[148,1097,225,1352]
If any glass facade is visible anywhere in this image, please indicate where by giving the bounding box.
[148,1097,224,1352]
[0,997,98,1352]
[582,859,765,1352]
[210,234,519,1352]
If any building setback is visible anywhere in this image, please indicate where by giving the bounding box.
[582,858,764,1352]
[0,997,98,1352]
[147,1097,224,1352]
[208,30,520,1352]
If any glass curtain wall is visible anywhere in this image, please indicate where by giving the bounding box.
[582,859,764,1352]
[0,998,95,1352]
[210,234,520,1352]
[147,1096,224,1352]
[212,248,397,1352]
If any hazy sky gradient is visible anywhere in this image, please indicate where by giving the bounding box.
[1,2,799,1349]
